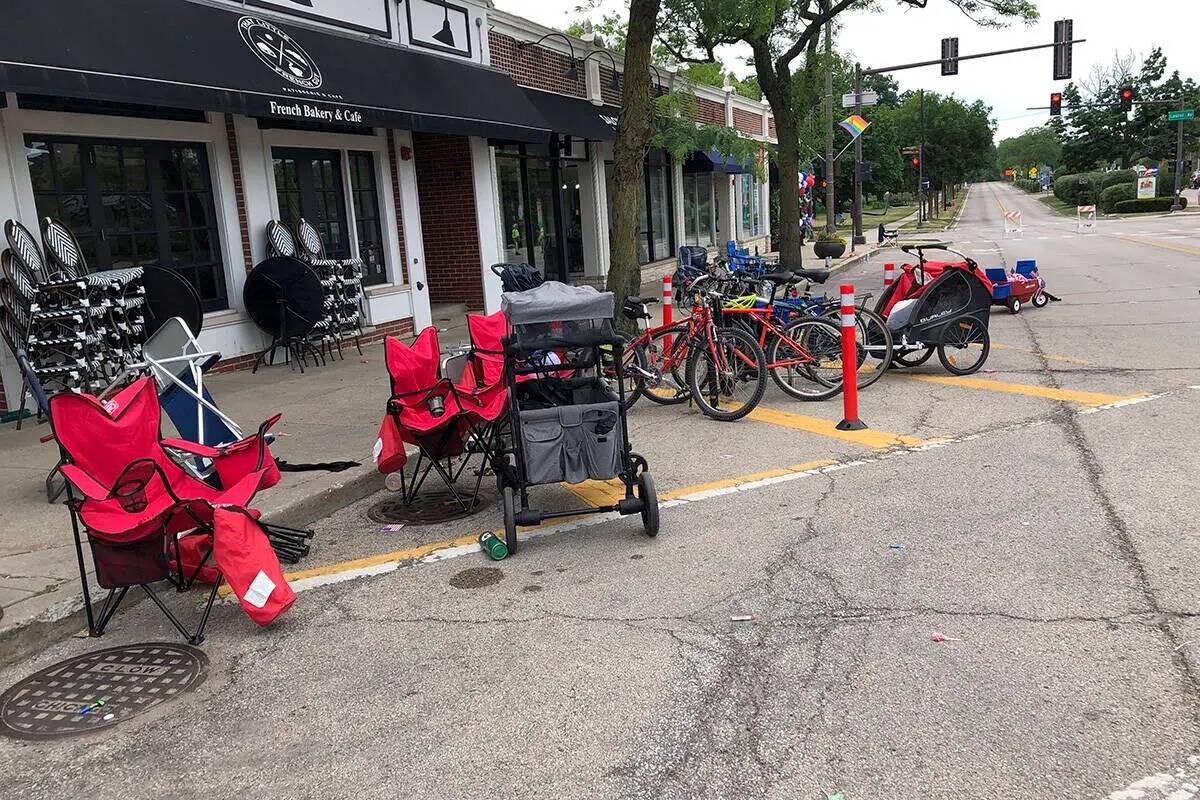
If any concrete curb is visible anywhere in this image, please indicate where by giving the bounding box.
[0,462,385,669]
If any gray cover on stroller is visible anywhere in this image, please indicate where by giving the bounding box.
[502,281,613,325]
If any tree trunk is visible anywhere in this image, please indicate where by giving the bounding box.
[751,39,801,267]
[605,0,662,325]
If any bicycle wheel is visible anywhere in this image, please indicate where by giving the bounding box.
[601,340,645,411]
[641,324,691,405]
[686,326,767,421]
[821,307,892,389]
[769,317,844,401]
[937,315,990,375]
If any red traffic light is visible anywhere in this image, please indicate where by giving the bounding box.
[1121,88,1134,99]
[1119,87,1135,110]
[910,157,921,168]
[1050,92,1062,116]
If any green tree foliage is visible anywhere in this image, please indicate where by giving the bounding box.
[655,0,1035,265]
[1060,48,1200,172]
[994,124,1062,175]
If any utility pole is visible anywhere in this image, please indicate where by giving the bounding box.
[918,89,925,228]
[852,62,865,245]
[824,21,835,233]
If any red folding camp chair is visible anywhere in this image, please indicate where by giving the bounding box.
[378,326,494,513]
[49,377,300,643]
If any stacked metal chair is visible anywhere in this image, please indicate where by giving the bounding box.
[294,218,365,360]
[42,218,147,379]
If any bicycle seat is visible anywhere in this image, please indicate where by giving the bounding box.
[624,295,660,305]
[793,268,830,284]
[759,271,794,284]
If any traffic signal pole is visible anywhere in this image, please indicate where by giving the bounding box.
[1173,97,1186,212]
[849,32,1086,239]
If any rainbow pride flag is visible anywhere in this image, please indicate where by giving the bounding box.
[838,114,871,138]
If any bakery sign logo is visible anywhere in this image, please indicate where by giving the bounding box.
[238,16,323,89]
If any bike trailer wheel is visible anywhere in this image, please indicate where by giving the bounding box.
[937,316,990,376]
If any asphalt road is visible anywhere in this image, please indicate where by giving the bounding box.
[2,182,1199,800]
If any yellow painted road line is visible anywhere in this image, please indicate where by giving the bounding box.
[897,373,1141,406]
[991,342,1092,366]
[747,405,926,448]
[1115,234,1200,258]
[565,478,627,507]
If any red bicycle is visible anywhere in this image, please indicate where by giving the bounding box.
[614,273,767,421]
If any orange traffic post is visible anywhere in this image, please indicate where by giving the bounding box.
[835,284,868,431]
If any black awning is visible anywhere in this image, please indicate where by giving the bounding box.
[522,90,620,142]
[0,0,550,143]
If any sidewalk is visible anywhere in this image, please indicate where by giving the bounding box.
[0,342,400,665]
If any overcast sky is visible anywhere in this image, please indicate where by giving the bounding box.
[492,0,1199,142]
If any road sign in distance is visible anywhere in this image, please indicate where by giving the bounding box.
[1167,109,1195,122]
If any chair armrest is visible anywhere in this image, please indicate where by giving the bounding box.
[58,465,111,502]
[162,438,223,458]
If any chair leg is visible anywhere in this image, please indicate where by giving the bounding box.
[69,511,97,636]
[94,587,129,636]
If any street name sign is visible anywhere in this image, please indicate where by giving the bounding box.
[842,92,879,108]
[1167,109,1195,122]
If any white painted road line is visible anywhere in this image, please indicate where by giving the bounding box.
[1101,755,1200,799]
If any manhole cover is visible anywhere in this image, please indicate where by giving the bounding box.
[450,567,504,589]
[368,488,493,525]
[0,643,208,741]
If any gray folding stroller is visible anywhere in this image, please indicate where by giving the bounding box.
[497,282,659,553]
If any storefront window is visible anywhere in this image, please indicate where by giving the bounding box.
[494,139,586,281]
[497,157,529,265]
[739,173,763,239]
[348,151,387,286]
[683,172,714,248]
[604,150,676,265]
[26,135,228,311]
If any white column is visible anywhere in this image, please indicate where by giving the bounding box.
[760,154,772,250]
[717,171,737,247]
[591,142,612,278]
[578,147,604,279]
[0,99,26,407]
[470,136,504,314]
[394,129,432,331]
[234,115,274,272]
[585,55,603,106]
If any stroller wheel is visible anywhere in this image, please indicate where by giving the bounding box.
[1032,291,1049,308]
[938,316,990,376]
[502,486,518,554]
[892,347,934,368]
[638,472,659,537]
[1007,297,1022,314]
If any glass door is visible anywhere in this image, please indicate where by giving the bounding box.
[559,163,584,275]
[26,136,228,310]
[683,172,714,248]
[526,158,561,281]
[497,157,530,265]
[272,148,350,259]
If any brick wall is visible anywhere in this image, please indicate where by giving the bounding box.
[489,31,586,98]
[600,66,622,106]
[224,114,254,272]
[733,107,763,136]
[386,130,408,284]
[212,318,415,373]
[696,97,725,126]
[411,132,483,309]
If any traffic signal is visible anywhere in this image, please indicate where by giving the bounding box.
[1053,19,1073,80]
[1119,87,1134,111]
[1050,92,1062,117]
[941,37,959,76]
[910,156,921,168]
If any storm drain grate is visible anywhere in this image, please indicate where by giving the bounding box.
[0,642,208,740]
[368,488,493,525]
